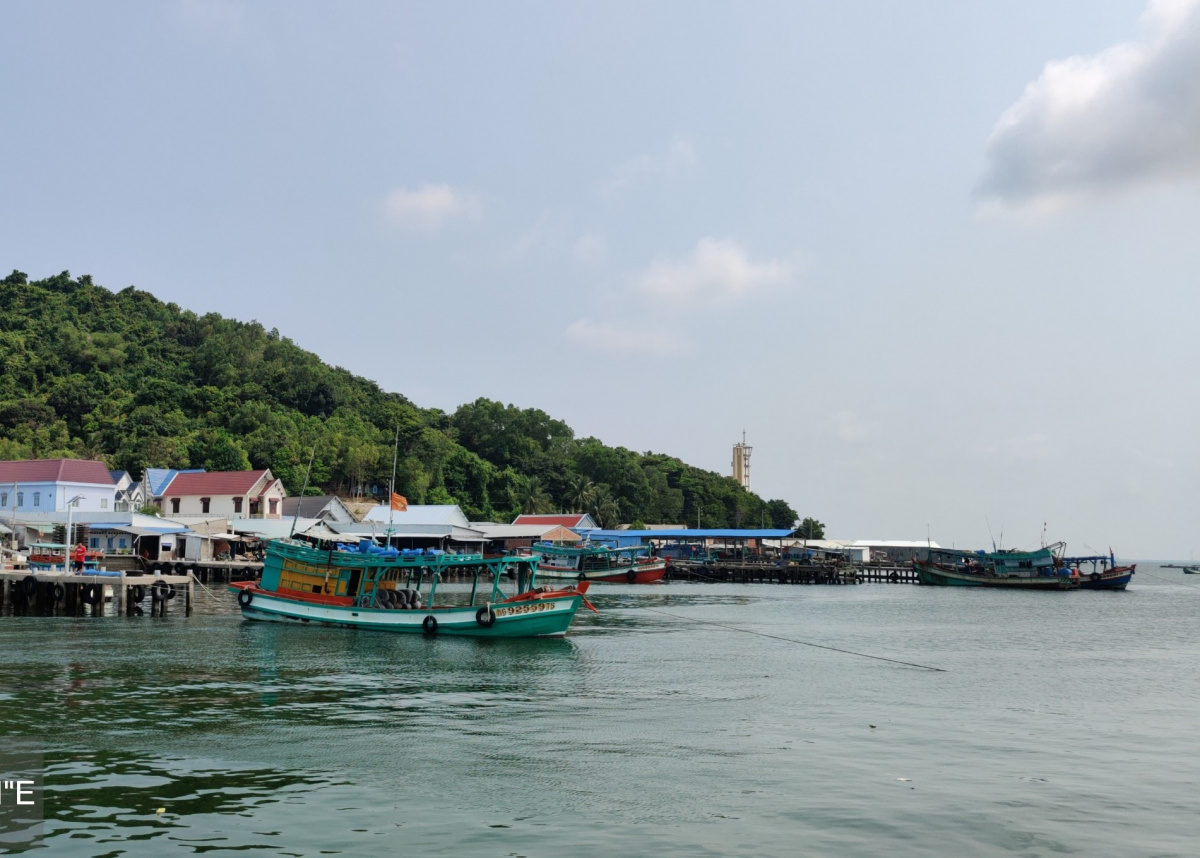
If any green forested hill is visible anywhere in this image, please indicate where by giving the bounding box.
[0,270,799,529]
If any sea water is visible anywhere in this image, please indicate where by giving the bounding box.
[1,565,1197,857]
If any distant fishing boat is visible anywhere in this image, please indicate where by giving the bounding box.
[230,538,594,637]
[1067,552,1136,591]
[529,542,667,584]
[913,543,1078,589]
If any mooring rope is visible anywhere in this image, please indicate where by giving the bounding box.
[644,607,946,672]
[1137,569,1200,589]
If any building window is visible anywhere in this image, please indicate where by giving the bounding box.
[171,498,180,514]
[90,537,99,549]
[269,498,278,515]
[0,493,6,507]
[16,492,23,506]
[233,497,243,514]
[33,492,39,507]
[101,498,108,509]
[201,497,211,514]
[118,537,127,549]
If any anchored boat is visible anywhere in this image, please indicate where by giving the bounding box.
[230,538,594,637]
[913,543,1079,589]
[530,542,666,584]
[1066,553,1136,590]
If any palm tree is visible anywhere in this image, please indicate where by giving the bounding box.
[565,475,596,512]
[588,485,621,529]
[520,476,553,515]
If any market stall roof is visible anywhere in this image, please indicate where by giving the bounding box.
[107,524,192,537]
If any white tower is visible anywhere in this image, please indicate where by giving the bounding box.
[732,431,752,491]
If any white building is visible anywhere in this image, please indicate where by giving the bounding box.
[158,469,286,519]
[0,459,116,515]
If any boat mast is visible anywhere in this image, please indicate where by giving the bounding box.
[288,447,317,538]
[386,425,400,543]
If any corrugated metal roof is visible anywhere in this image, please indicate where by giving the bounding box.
[0,459,115,485]
[580,528,795,540]
[361,504,471,527]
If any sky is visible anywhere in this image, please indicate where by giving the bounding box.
[1,0,1197,559]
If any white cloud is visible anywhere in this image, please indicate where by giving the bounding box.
[978,0,1200,213]
[564,319,689,357]
[572,232,607,265]
[598,135,700,199]
[382,184,482,232]
[177,0,244,39]
[636,238,791,307]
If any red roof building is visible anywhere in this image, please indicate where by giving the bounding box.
[511,513,598,529]
[159,469,286,519]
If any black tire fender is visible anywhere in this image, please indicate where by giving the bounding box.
[1090,572,1101,582]
[626,569,637,584]
[889,571,900,583]
[21,575,38,597]
[422,614,438,634]
[475,606,496,628]
[237,588,253,607]
[82,583,102,605]
[131,585,146,604]
[578,572,587,582]
[152,580,170,603]
[53,582,66,602]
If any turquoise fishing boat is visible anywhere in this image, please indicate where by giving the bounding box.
[230,538,594,637]
[913,543,1079,589]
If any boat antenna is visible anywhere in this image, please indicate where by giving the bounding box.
[985,515,996,552]
[289,446,317,538]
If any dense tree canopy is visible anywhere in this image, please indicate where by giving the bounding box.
[0,271,809,528]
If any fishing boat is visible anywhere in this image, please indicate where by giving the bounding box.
[528,541,667,584]
[230,538,594,637]
[1066,553,1136,591]
[913,543,1078,589]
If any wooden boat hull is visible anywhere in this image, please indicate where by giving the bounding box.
[536,558,667,585]
[1076,565,1136,590]
[234,585,583,637]
[913,561,1078,589]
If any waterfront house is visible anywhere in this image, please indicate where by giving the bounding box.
[158,469,287,519]
[0,459,116,515]
[108,470,147,511]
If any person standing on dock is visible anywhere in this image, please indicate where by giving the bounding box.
[72,542,87,573]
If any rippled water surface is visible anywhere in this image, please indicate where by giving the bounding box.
[2,567,1198,856]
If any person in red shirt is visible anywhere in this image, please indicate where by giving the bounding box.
[73,542,87,573]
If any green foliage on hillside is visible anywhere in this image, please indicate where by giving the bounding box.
[0,270,802,528]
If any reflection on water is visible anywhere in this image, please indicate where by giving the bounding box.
[1,568,1198,856]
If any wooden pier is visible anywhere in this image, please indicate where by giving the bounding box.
[665,561,918,585]
[0,569,196,617]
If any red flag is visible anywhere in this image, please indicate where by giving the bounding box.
[390,493,408,512]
